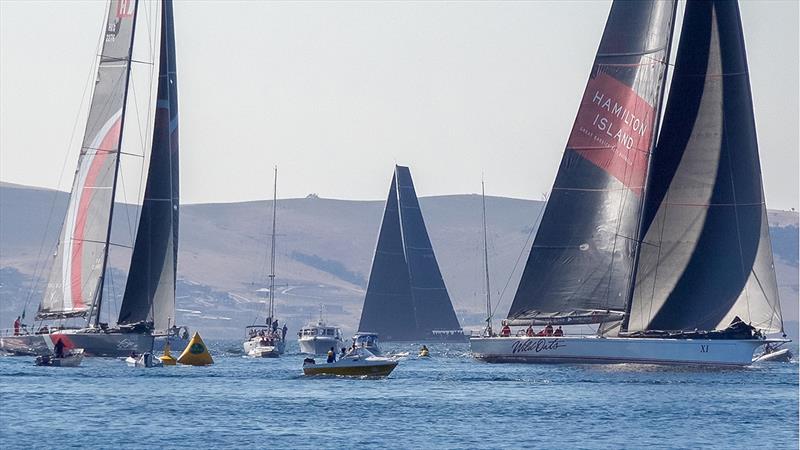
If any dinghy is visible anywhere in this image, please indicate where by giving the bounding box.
[302,348,398,377]
[753,345,793,363]
[35,349,84,367]
[125,352,164,368]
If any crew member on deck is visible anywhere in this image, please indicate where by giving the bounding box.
[54,339,66,358]
[554,326,564,336]
[500,322,511,337]
[327,347,336,363]
[13,316,20,336]
[282,324,288,339]
[545,324,554,336]
[525,325,534,337]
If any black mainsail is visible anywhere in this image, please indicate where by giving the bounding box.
[358,166,462,341]
[118,0,179,334]
[625,0,783,334]
[506,1,677,325]
[38,0,139,321]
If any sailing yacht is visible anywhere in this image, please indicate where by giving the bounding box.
[243,167,287,358]
[0,0,185,357]
[357,166,465,342]
[471,0,787,366]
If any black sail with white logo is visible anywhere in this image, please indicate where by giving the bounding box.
[625,0,783,333]
[506,0,676,324]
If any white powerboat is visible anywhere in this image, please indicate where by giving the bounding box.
[35,349,84,367]
[302,348,398,377]
[298,319,344,356]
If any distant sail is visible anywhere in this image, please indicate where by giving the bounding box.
[39,0,138,320]
[118,0,179,332]
[506,1,677,324]
[358,166,462,340]
[626,0,783,333]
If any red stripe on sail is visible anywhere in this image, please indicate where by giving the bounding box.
[70,118,122,309]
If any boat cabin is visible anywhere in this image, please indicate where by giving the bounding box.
[298,325,342,340]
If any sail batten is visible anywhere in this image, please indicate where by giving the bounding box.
[38,0,139,321]
[506,1,677,323]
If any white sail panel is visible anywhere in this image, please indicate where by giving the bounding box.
[38,0,138,320]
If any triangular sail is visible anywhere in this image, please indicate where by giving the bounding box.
[358,166,462,340]
[38,0,139,320]
[506,1,677,324]
[358,172,416,339]
[118,0,179,333]
[626,0,783,334]
[395,166,462,335]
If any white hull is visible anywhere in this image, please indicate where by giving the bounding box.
[243,338,285,358]
[753,348,792,363]
[470,335,771,366]
[298,336,344,356]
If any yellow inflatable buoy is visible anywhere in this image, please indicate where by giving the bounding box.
[177,332,214,366]
[159,341,177,366]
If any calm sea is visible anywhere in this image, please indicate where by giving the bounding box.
[1,341,797,449]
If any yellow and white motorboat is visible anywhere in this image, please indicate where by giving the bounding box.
[302,348,398,377]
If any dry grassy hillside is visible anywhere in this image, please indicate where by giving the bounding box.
[1,182,796,338]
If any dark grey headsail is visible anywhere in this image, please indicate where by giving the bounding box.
[626,0,783,333]
[358,166,462,341]
[506,1,677,325]
[39,0,139,320]
[118,0,179,333]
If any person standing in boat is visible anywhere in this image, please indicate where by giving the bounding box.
[13,316,20,336]
[53,339,65,358]
[282,324,288,340]
[544,324,554,336]
[525,325,534,337]
[500,322,511,337]
[554,326,564,337]
[327,347,336,363]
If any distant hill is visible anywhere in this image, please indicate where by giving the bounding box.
[1,182,797,339]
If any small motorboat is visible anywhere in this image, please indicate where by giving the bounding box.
[753,344,793,363]
[35,349,84,367]
[125,352,164,368]
[302,348,398,377]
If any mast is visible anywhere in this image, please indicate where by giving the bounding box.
[481,178,492,336]
[118,0,180,333]
[620,1,679,334]
[95,0,140,327]
[268,166,278,324]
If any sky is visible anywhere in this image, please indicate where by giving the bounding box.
[1,0,798,209]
